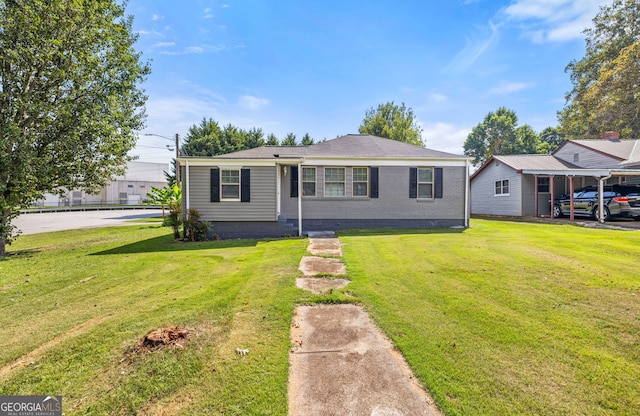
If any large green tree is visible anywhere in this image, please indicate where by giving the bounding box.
[538,126,566,154]
[559,0,640,139]
[464,107,540,167]
[181,118,267,156]
[358,101,424,146]
[0,0,149,255]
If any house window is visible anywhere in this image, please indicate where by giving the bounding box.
[495,179,510,196]
[325,167,345,197]
[302,167,316,196]
[537,177,550,193]
[221,169,240,200]
[418,167,434,199]
[352,167,368,197]
[573,153,579,163]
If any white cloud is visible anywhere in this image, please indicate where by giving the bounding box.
[428,93,449,102]
[237,95,270,111]
[503,0,609,42]
[151,42,175,48]
[159,44,231,55]
[421,122,471,156]
[488,81,533,95]
[446,21,500,72]
[151,14,164,21]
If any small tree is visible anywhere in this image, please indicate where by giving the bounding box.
[281,133,297,146]
[147,184,181,217]
[301,133,314,145]
[266,133,279,145]
[148,184,181,238]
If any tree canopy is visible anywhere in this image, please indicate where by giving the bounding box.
[0,0,149,254]
[180,118,265,156]
[358,101,424,146]
[559,0,640,139]
[463,107,541,167]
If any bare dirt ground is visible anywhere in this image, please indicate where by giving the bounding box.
[289,304,441,416]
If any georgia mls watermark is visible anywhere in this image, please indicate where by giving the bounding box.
[0,396,62,416]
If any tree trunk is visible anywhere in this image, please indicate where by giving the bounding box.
[0,237,5,256]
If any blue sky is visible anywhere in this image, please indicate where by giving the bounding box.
[126,0,610,164]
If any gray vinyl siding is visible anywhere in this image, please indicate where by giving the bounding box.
[554,142,621,168]
[187,165,276,221]
[281,165,466,221]
[470,162,522,216]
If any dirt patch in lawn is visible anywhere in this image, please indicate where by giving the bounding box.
[129,326,194,354]
[299,256,346,276]
[295,277,350,294]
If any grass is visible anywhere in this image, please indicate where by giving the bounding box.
[1,219,639,415]
[0,223,316,414]
[339,220,640,415]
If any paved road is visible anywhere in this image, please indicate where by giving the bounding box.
[13,209,163,235]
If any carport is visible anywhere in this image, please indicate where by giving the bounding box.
[522,168,640,223]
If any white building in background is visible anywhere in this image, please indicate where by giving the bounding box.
[34,161,169,207]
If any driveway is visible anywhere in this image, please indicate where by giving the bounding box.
[13,209,162,235]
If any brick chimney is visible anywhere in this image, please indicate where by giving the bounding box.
[603,131,620,141]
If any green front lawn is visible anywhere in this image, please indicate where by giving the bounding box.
[1,219,638,415]
[340,220,640,415]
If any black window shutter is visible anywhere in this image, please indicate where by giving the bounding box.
[290,166,298,198]
[409,167,417,198]
[241,168,250,202]
[435,168,443,199]
[370,167,379,198]
[210,168,220,202]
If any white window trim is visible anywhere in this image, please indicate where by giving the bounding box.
[302,167,317,197]
[352,167,369,197]
[494,179,510,197]
[221,168,241,201]
[324,167,346,197]
[417,167,434,200]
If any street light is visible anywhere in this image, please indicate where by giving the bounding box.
[144,133,180,184]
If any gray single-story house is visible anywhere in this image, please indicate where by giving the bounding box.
[470,137,640,219]
[179,134,470,238]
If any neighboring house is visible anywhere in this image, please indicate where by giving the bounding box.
[33,161,169,207]
[470,137,640,218]
[179,134,470,238]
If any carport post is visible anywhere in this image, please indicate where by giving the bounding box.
[569,175,575,221]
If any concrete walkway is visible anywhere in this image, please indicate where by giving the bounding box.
[289,232,441,415]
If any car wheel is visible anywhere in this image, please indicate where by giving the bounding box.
[553,205,563,218]
[593,206,610,221]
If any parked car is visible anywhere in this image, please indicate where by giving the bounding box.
[553,186,631,221]
[611,184,640,220]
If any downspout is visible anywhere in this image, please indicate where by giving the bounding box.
[276,163,281,219]
[185,160,190,211]
[598,173,612,223]
[534,174,539,217]
[297,161,303,236]
[464,160,470,228]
